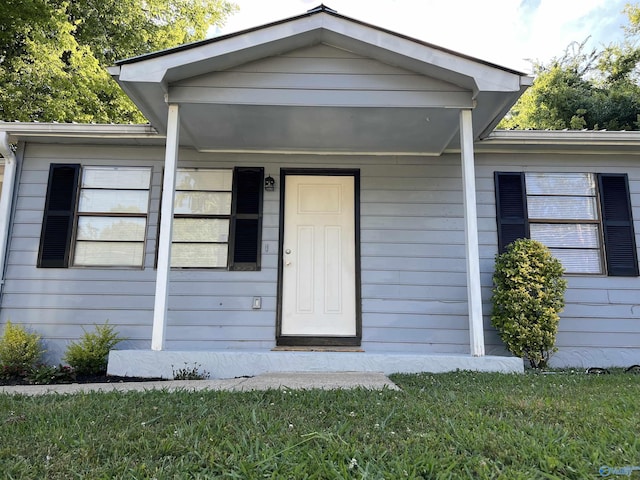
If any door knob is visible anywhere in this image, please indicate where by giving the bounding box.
[285,249,291,254]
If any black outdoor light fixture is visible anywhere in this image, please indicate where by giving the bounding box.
[264,175,275,192]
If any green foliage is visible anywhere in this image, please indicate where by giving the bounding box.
[624,3,640,37]
[66,0,238,66]
[27,364,75,385]
[172,362,211,380]
[0,321,45,378]
[63,323,125,376]
[491,239,567,369]
[0,0,237,123]
[500,5,640,132]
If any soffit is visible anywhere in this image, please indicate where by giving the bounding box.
[3,124,640,156]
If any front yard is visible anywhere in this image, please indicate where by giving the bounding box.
[1,371,638,478]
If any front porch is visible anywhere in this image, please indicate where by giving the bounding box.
[102,6,534,372]
[107,350,524,379]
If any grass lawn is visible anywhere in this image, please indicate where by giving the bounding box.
[1,371,639,479]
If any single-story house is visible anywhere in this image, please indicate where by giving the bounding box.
[0,5,639,378]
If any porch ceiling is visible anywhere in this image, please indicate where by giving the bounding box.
[110,6,532,155]
[177,104,461,154]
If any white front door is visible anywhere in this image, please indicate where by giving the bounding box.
[280,175,357,337]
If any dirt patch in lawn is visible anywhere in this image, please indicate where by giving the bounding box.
[0,374,166,386]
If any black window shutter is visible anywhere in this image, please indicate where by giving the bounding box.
[229,167,263,270]
[495,172,529,253]
[38,164,80,268]
[598,173,639,276]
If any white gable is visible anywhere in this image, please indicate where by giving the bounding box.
[110,9,532,154]
[170,44,471,110]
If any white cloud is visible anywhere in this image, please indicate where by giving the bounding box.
[218,0,630,73]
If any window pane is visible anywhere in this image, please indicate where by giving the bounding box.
[77,217,146,241]
[526,173,596,196]
[78,190,150,214]
[549,248,602,274]
[74,241,144,266]
[176,169,232,191]
[174,192,231,215]
[82,167,151,189]
[173,218,229,242]
[531,223,600,248]
[527,196,597,220]
[171,243,228,267]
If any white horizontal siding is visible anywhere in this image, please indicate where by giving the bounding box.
[475,152,640,366]
[359,156,472,353]
[4,143,640,366]
[170,44,470,108]
[3,145,161,363]
[178,44,464,90]
[2,145,477,361]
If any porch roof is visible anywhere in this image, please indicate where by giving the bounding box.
[107,5,533,156]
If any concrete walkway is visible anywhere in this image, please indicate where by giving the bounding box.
[0,372,400,396]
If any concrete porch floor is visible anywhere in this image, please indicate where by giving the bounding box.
[108,350,524,379]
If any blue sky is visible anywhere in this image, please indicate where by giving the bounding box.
[217,0,632,73]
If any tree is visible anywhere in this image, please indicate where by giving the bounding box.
[499,3,640,131]
[624,2,640,36]
[65,0,237,66]
[0,0,237,123]
[0,0,51,64]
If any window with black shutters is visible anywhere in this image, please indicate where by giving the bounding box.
[495,171,638,276]
[170,167,263,270]
[38,164,152,268]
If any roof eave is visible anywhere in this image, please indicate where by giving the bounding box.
[472,129,640,154]
[0,122,165,146]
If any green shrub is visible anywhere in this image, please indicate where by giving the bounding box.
[0,321,45,378]
[63,323,125,376]
[491,238,567,369]
[27,364,76,385]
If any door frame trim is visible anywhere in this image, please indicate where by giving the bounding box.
[276,168,362,347]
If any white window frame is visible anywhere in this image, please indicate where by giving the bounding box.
[525,172,604,275]
[73,166,152,268]
[171,168,233,268]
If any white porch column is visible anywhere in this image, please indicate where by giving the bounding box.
[152,104,180,351]
[459,109,485,356]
